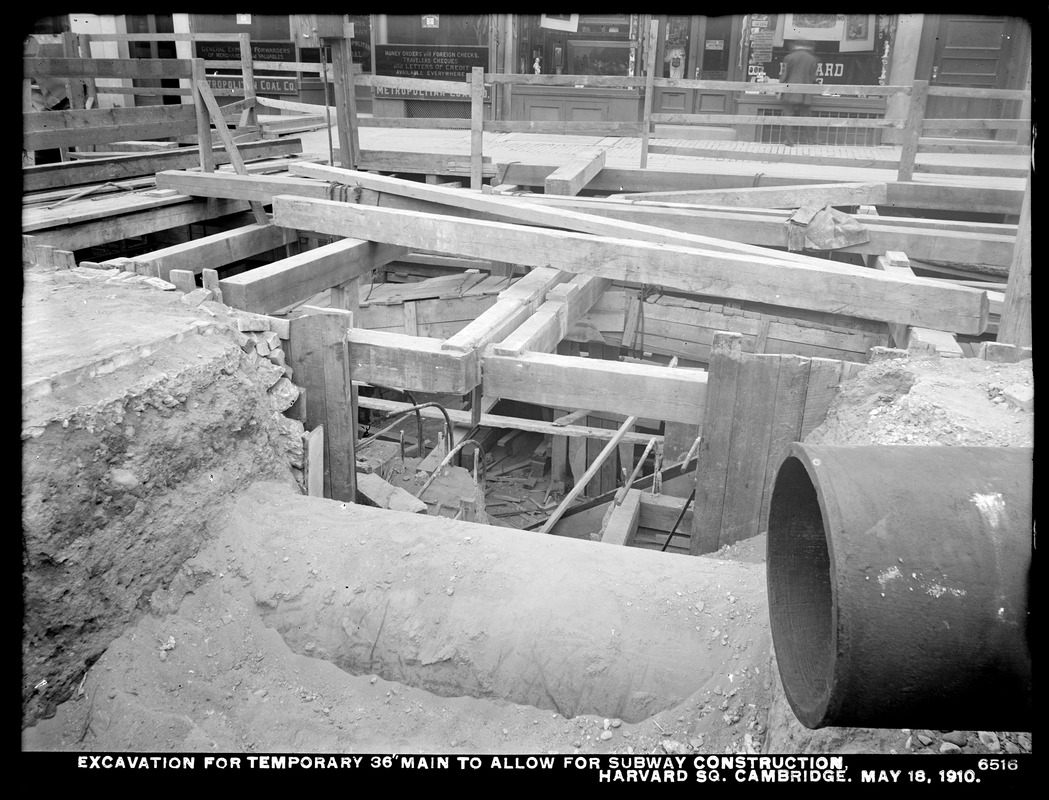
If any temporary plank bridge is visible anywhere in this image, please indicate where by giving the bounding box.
[23,28,1032,554]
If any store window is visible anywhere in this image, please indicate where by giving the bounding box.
[530,13,633,76]
[386,14,489,47]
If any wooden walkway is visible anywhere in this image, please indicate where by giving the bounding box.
[322,125,1030,194]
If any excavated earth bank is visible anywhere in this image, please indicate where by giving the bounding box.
[22,266,1033,757]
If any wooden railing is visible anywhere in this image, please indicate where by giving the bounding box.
[24,27,1031,185]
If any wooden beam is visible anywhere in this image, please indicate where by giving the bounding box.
[355,395,660,446]
[441,267,567,355]
[285,312,354,501]
[609,182,888,208]
[129,222,295,281]
[870,252,963,356]
[482,350,706,425]
[346,329,479,395]
[219,239,408,315]
[155,170,331,203]
[601,488,642,547]
[691,332,743,555]
[24,55,193,80]
[23,139,303,193]
[997,174,1032,347]
[493,275,611,356]
[270,196,989,335]
[470,66,484,190]
[289,164,1014,274]
[24,198,249,252]
[544,149,606,196]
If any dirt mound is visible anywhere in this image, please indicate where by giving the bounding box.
[22,270,303,726]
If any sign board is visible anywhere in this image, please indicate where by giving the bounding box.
[206,75,299,96]
[236,14,251,25]
[422,14,439,29]
[195,40,296,63]
[375,44,489,100]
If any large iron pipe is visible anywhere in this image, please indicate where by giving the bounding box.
[767,444,1032,731]
[228,482,770,723]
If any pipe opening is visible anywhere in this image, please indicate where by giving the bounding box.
[767,455,834,727]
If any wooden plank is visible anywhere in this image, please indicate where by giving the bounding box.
[691,332,743,556]
[270,195,990,335]
[997,174,1032,347]
[544,149,606,196]
[168,269,196,294]
[610,182,888,208]
[201,269,223,304]
[304,426,324,496]
[717,353,780,548]
[757,355,809,534]
[402,301,419,336]
[638,492,695,533]
[663,421,700,465]
[24,197,249,252]
[800,357,846,440]
[23,115,199,151]
[155,170,330,204]
[601,488,642,547]
[22,139,303,193]
[355,394,659,446]
[482,350,707,426]
[24,56,193,80]
[506,194,1017,268]
[219,239,408,315]
[587,341,621,497]
[287,165,1006,288]
[130,222,294,281]
[285,312,354,501]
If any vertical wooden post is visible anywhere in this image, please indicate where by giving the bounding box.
[330,277,360,317]
[691,331,742,555]
[639,19,659,169]
[1017,62,1032,147]
[22,74,35,166]
[470,384,483,428]
[897,80,928,182]
[285,312,356,501]
[191,58,216,173]
[470,66,485,190]
[342,326,359,504]
[237,33,258,129]
[997,174,1032,347]
[330,36,359,168]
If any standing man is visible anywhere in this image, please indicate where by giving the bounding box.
[779,40,818,145]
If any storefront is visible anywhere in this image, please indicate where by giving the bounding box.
[55,13,1029,142]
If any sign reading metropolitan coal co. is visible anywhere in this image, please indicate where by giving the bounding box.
[375,44,488,100]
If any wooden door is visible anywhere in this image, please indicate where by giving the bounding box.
[924,15,1029,134]
[653,15,698,115]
